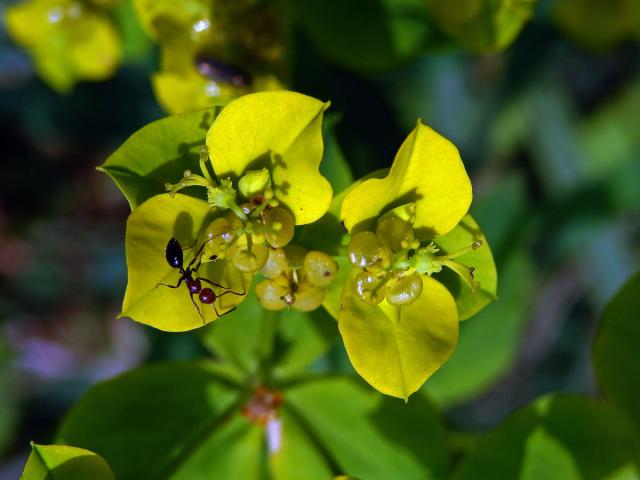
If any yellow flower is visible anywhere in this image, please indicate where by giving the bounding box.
[336,123,496,399]
[5,0,121,92]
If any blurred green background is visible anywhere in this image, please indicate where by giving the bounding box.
[1,0,639,477]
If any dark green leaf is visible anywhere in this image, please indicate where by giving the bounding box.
[285,0,432,73]
[593,271,640,435]
[455,395,640,480]
[286,376,451,480]
[425,251,533,407]
[56,361,242,480]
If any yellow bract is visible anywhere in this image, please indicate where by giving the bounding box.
[121,194,250,332]
[5,0,121,92]
[435,214,497,320]
[207,91,333,225]
[339,275,459,400]
[340,122,472,239]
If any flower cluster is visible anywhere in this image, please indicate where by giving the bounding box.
[104,91,496,399]
[134,0,284,113]
[347,216,481,307]
[5,0,122,92]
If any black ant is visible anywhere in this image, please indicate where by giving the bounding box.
[157,236,245,322]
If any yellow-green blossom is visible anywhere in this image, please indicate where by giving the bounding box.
[5,0,121,92]
[336,122,496,399]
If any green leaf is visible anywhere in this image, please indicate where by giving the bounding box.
[270,408,334,479]
[286,376,451,480]
[57,362,450,479]
[338,275,459,399]
[20,444,115,480]
[207,91,333,225]
[99,108,219,209]
[593,271,640,435]
[199,287,339,379]
[121,193,251,331]
[272,307,340,379]
[320,114,354,195]
[552,0,640,51]
[426,0,537,53]
[198,287,265,375]
[56,361,243,480]
[455,395,640,480]
[425,251,533,407]
[163,415,264,480]
[433,214,497,320]
[113,0,152,61]
[285,0,432,73]
[341,122,472,240]
[519,429,582,480]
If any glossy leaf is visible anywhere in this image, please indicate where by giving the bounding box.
[426,0,536,53]
[341,122,472,239]
[99,107,218,209]
[286,376,451,480]
[56,361,244,480]
[433,214,497,320]
[425,251,533,406]
[207,91,333,225]
[455,395,640,480]
[20,443,114,480]
[339,275,458,399]
[286,0,433,73]
[593,271,640,434]
[199,290,339,379]
[122,193,250,331]
[6,0,121,92]
[57,361,450,479]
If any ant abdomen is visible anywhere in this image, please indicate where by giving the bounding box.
[199,288,216,305]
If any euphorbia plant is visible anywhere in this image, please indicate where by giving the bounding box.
[100,90,497,398]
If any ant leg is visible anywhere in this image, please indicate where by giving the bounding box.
[157,277,184,289]
[186,233,225,270]
[216,290,246,300]
[189,292,204,324]
[198,278,246,296]
[213,303,237,317]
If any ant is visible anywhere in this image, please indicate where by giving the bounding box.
[157,236,245,322]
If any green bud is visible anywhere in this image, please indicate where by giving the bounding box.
[238,168,272,199]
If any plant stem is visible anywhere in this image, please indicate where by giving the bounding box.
[257,309,280,385]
